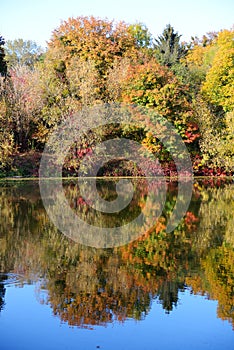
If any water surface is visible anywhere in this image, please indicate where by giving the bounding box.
[0,179,233,349]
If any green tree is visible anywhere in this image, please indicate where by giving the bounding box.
[154,24,187,67]
[0,36,7,77]
[0,75,14,175]
[170,32,218,98]
[128,22,152,48]
[193,96,234,172]
[0,110,14,175]
[4,39,44,69]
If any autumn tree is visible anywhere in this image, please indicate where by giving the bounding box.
[184,32,218,84]
[193,97,234,172]
[0,18,233,176]
[128,22,152,48]
[111,58,191,120]
[33,49,80,145]
[4,39,44,69]
[202,29,234,112]
[49,16,138,70]
[190,32,218,47]
[0,41,13,174]
[3,65,44,150]
[107,57,200,161]
[47,16,147,101]
[0,87,14,175]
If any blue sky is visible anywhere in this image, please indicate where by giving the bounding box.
[0,0,233,47]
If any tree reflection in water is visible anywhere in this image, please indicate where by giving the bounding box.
[0,179,233,328]
[0,274,6,312]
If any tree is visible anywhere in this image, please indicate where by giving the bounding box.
[0,275,6,312]
[34,50,83,146]
[49,16,138,72]
[0,36,7,77]
[47,16,144,101]
[119,59,192,123]
[193,96,234,172]
[154,24,187,67]
[202,29,234,112]
[190,32,218,48]
[4,39,44,69]
[65,56,100,105]
[0,97,14,175]
[128,22,152,48]
[107,58,200,162]
[3,65,44,150]
[180,37,217,93]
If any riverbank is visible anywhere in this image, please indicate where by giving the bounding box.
[0,150,233,179]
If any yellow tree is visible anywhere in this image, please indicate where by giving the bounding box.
[183,32,218,89]
[202,29,234,112]
[47,16,142,100]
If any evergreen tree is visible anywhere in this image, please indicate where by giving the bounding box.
[154,24,187,67]
[0,36,7,77]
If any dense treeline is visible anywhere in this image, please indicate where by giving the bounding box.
[0,17,233,177]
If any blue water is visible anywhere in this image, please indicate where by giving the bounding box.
[0,283,233,350]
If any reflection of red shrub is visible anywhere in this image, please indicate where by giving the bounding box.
[193,154,233,177]
[76,147,92,158]
[77,196,86,206]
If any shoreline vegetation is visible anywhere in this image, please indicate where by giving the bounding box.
[0,17,233,178]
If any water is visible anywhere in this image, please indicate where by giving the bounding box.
[0,179,233,349]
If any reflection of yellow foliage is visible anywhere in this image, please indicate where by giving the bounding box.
[186,244,234,328]
[202,245,234,326]
[185,275,205,296]
[0,180,234,328]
